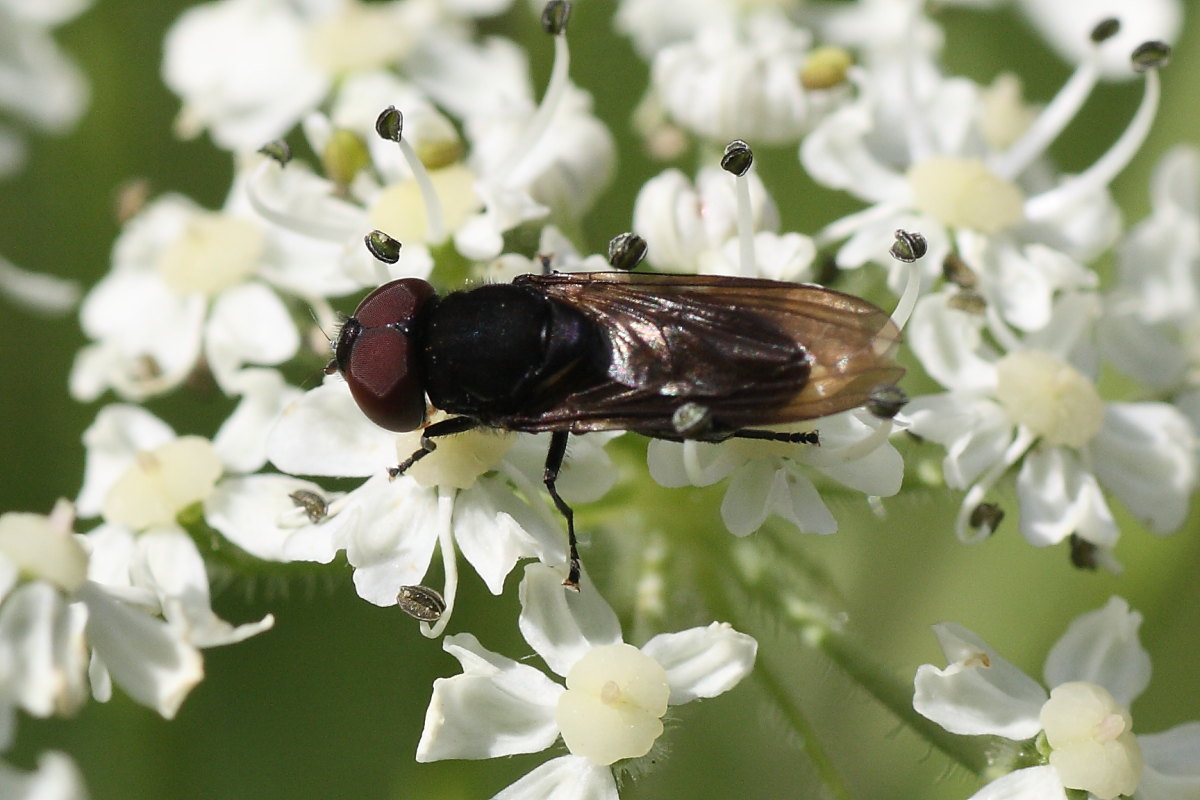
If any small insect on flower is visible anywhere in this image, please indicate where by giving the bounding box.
[328,233,904,588]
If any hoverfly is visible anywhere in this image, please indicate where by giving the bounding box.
[329,268,904,587]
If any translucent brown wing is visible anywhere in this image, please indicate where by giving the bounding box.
[498,272,903,435]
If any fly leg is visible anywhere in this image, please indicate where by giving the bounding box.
[542,431,582,589]
[728,429,820,445]
[388,416,480,478]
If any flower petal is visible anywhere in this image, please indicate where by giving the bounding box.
[967,765,1066,800]
[1089,403,1197,535]
[76,581,203,719]
[0,751,89,800]
[1016,446,1117,547]
[640,622,757,705]
[0,583,87,719]
[491,755,618,800]
[722,460,837,536]
[340,475,441,607]
[913,622,1045,739]
[266,381,396,477]
[454,481,547,595]
[907,293,998,393]
[212,368,302,474]
[203,474,342,563]
[1042,597,1150,707]
[1137,722,1200,800]
[415,633,562,762]
[76,405,175,518]
[518,563,622,678]
[905,393,1013,488]
[204,282,299,392]
[135,527,274,648]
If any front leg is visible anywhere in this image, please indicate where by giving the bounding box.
[542,431,582,590]
[388,416,481,478]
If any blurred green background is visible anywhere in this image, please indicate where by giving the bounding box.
[2,2,1198,797]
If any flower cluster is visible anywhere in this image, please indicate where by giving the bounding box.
[2,0,1199,796]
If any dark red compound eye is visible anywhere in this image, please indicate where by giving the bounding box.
[339,278,436,432]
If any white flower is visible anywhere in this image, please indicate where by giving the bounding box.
[0,494,267,736]
[914,597,1200,800]
[260,379,617,633]
[1101,146,1200,442]
[162,0,454,151]
[614,0,738,59]
[648,412,902,537]
[69,184,345,402]
[0,504,89,748]
[162,0,330,150]
[1012,0,1183,81]
[449,50,615,260]
[802,16,1162,328]
[631,166,780,275]
[0,751,88,800]
[70,405,274,705]
[650,12,831,144]
[906,290,1196,551]
[0,0,91,177]
[0,254,80,316]
[415,563,757,798]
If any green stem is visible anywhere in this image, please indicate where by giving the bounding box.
[724,537,993,776]
[754,649,858,800]
[704,556,857,800]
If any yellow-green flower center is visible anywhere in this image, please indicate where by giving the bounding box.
[157,214,263,296]
[1040,681,1142,800]
[102,436,223,530]
[556,643,670,766]
[994,349,1104,448]
[907,156,1025,234]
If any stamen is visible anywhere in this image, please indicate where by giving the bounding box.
[813,201,907,249]
[374,106,447,245]
[420,488,458,639]
[1024,48,1165,222]
[364,229,402,264]
[722,139,757,277]
[889,229,925,331]
[397,585,447,622]
[989,36,1102,180]
[495,2,573,190]
[244,158,357,241]
[897,3,934,163]
[608,231,647,271]
[954,427,1036,543]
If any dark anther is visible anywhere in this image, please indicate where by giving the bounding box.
[942,253,977,288]
[542,1,570,35]
[890,229,928,263]
[1131,41,1171,72]
[397,585,447,622]
[365,230,403,264]
[375,105,404,142]
[866,384,908,419]
[672,402,714,437]
[721,139,753,177]
[1069,533,1099,570]
[289,489,329,524]
[948,289,987,314]
[608,232,648,271]
[1090,18,1121,44]
[969,502,1005,536]
[258,140,292,165]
